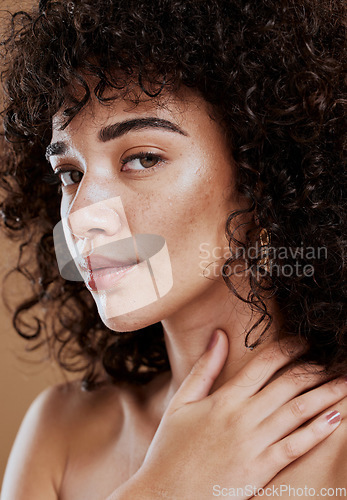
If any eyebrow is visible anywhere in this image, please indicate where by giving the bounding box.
[45,141,67,160]
[46,117,188,159]
[98,117,189,142]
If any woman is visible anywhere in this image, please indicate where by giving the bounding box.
[1,0,346,498]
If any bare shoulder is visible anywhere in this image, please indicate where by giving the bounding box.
[268,396,347,495]
[1,382,72,500]
[1,379,124,500]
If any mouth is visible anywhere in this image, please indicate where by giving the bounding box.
[79,254,138,292]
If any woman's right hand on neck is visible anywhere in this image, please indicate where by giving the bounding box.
[108,329,347,500]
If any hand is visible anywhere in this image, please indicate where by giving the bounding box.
[111,329,346,500]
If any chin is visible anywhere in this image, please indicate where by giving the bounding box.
[94,292,171,333]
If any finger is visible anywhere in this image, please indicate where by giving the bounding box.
[213,337,308,401]
[168,329,229,411]
[251,364,329,418]
[258,376,347,444]
[264,408,342,473]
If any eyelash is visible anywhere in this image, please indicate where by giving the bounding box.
[42,170,64,186]
[121,151,165,169]
[43,151,165,186]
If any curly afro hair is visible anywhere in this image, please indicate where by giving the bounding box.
[0,0,346,390]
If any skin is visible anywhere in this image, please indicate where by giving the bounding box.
[48,87,347,495]
[50,87,284,401]
[2,86,346,500]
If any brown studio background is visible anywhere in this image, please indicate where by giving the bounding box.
[0,0,78,487]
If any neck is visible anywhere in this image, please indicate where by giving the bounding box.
[161,279,284,399]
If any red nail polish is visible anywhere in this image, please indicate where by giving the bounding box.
[207,330,219,351]
[326,410,341,425]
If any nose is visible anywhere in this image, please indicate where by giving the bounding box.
[68,202,122,240]
[66,199,128,258]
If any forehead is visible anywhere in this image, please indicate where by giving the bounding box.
[48,84,232,165]
[51,86,211,137]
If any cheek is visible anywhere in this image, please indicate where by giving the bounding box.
[170,160,233,243]
[130,163,233,276]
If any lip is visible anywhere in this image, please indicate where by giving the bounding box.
[83,254,137,271]
[80,254,138,292]
[86,263,137,292]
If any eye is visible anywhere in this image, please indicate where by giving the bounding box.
[121,152,164,172]
[55,168,83,186]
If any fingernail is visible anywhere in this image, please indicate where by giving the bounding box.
[207,330,220,351]
[326,410,341,425]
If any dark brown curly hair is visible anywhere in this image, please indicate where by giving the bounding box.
[0,0,346,390]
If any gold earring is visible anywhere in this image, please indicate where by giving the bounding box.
[258,228,271,272]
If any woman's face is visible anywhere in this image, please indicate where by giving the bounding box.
[49,87,248,331]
